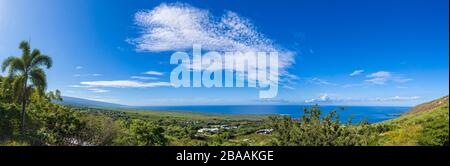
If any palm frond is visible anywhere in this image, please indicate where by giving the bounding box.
[19,41,31,64]
[2,57,18,71]
[30,68,47,91]
[19,41,30,57]
[29,49,41,66]
[31,54,53,69]
[2,57,25,74]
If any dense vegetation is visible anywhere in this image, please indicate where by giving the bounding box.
[1,93,448,146]
[269,106,377,146]
[268,97,449,146]
[0,41,448,146]
[376,96,449,146]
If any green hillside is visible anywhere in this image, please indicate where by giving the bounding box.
[376,96,449,146]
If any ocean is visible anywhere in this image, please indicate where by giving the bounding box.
[136,105,411,123]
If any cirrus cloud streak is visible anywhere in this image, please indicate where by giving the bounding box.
[80,80,172,88]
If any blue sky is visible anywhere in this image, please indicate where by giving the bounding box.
[0,0,448,106]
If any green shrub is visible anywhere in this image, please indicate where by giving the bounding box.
[0,103,21,139]
[113,119,168,146]
[269,105,377,146]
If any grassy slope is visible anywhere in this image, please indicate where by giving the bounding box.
[376,96,449,146]
[77,106,269,122]
[110,109,268,121]
[404,96,449,115]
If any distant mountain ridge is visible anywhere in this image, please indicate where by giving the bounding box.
[404,95,449,115]
[55,96,128,108]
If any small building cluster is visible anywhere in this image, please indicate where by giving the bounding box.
[196,124,239,134]
[197,128,219,134]
[255,129,273,135]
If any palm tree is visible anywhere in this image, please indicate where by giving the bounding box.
[2,41,52,132]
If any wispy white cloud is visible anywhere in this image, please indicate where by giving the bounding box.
[130,3,296,84]
[91,73,102,77]
[304,95,421,104]
[374,96,421,102]
[307,77,337,86]
[75,66,83,70]
[305,93,330,103]
[367,71,391,78]
[342,83,365,88]
[364,71,412,85]
[69,85,94,88]
[88,88,110,93]
[80,80,172,88]
[393,78,413,83]
[349,70,364,76]
[365,71,391,85]
[130,76,159,80]
[69,85,110,93]
[73,73,102,77]
[143,71,164,76]
[282,85,295,90]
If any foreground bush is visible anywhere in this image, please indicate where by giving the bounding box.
[113,119,168,146]
[269,105,378,146]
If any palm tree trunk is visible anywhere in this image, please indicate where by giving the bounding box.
[20,80,27,133]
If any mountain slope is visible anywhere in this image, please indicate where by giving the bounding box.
[377,96,449,146]
[55,96,127,108]
[403,96,449,115]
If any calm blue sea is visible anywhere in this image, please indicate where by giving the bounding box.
[135,105,411,123]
